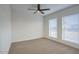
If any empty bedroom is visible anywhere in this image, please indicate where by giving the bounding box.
[0,4,79,54]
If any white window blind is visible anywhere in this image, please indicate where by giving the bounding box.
[62,13,79,44]
[49,18,57,38]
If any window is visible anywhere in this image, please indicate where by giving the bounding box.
[62,13,79,44]
[49,18,57,38]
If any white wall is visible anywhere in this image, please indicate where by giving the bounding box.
[12,10,43,42]
[0,5,12,53]
[0,4,43,53]
[43,5,79,49]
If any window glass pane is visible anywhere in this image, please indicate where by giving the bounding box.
[49,18,57,38]
[62,14,79,44]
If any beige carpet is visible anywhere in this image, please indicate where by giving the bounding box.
[9,38,79,54]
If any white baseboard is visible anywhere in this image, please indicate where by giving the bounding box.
[47,37,79,50]
[12,37,45,43]
[11,37,79,50]
[0,51,8,54]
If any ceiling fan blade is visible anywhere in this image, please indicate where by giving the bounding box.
[40,9,50,11]
[38,4,40,10]
[40,11,44,14]
[28,9,36,10]
[34,10,38,14]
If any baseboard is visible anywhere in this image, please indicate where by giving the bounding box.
[0,51,8,54]
[10,37,79,51]
[47,37,79,50]
[12,37,45,44]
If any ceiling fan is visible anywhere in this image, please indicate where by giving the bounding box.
[28,4,50,14]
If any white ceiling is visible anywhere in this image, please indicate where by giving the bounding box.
[11,4,74,16]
